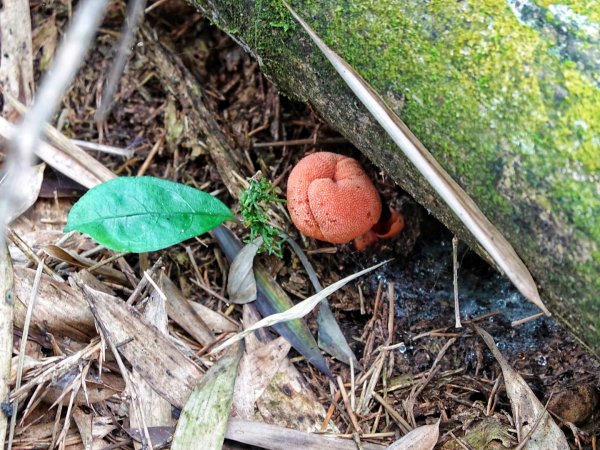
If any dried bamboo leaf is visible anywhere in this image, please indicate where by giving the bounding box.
[211,260,388,354]
[44,372,124,406]
[212,225,331,376]
[0,116,109,189]
[186,299,239,334]
[475,326,568,449]
[285,236,357,366]
[0,0,34,115]
[386,420,439,450]
[76,282,203,408]
[227,238,261,304]
[283,2,548,315]
[72,407,93,450]
[130,289,173,435]
[172,343,243,450]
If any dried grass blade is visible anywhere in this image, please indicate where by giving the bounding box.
[8,257,45,450]
[211,260,388,355]
[285,236,357,366]
[282,2,548,315]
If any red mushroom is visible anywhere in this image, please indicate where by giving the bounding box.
[287,151,404,249]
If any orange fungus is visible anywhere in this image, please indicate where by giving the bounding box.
[287,152,382,244]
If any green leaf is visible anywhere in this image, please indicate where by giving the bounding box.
[66,177,233,252]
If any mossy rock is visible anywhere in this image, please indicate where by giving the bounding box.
[191,0,600,356]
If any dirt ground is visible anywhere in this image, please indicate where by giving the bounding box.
[3,0,599,448]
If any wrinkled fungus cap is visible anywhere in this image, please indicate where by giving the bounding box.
[287,152,382,244]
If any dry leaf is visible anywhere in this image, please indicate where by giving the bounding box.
[76,282,203,408]
[386,420,439,450]
[227,237,261,304]
[159,274,217,345]
[130,289,173,438]
[283,2,548,315]
[72,407,93,450]
[0,117,108,190]
[0,0,34,115]
[44,245,128,285]
[32,15,57,71]
[171,343,243,450]
[475,326,568,449]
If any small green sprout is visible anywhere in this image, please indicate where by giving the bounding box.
[239,174,286,257]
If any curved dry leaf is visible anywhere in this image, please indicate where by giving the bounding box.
[227,237,262,304]
[386,421,439,450]
[475,326,568,449]
[282,2,548,315]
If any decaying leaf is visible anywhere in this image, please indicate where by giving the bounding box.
[475,326,568,449]
[32,15,57,71]
[171,343,243,450]
[441,416,514,449]
[227,237,262,304]
[283,1,548,315]
[386,420,439,450]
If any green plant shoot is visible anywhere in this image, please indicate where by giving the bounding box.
[239,174,286,257]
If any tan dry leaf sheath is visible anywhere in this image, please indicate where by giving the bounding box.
[287,152,382,243]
